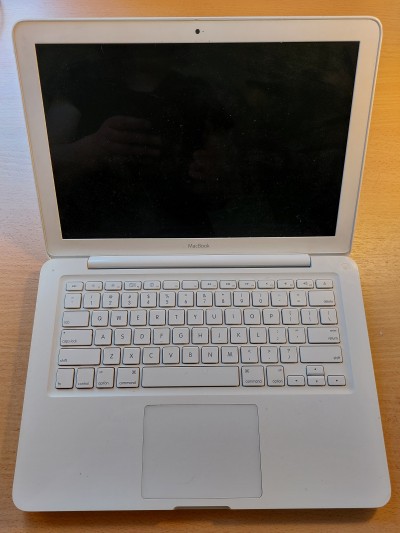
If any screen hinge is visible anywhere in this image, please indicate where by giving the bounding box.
[87,254,311,269]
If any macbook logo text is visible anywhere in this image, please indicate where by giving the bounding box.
[187,243,210,249]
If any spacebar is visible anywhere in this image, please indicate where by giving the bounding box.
[142,366,240,387]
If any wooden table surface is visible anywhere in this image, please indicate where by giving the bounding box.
[0,0,399,531]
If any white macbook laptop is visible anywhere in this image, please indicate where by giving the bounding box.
[13,17,390,510]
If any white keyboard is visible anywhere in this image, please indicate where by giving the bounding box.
[55,276,347,391]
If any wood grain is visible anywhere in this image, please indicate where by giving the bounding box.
[0,1,399,531]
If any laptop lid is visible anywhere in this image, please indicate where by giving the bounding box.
[13,17,381,258]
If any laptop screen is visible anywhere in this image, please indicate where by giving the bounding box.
[35,42,359,240]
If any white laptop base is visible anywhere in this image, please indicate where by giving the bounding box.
[13,17,390,510]
[13,255,390,510]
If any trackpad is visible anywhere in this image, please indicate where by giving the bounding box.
[142,404,262,499]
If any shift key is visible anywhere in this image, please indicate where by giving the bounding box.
[59,348,101,366]
[300,346,343,363]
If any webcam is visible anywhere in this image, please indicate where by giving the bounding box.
[195,29,200,34]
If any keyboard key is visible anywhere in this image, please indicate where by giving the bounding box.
[238,280,256,289]
[197,291,213,307]
[121,293,138,308]
[83,292,101,309]
[289,291,307,307]
[308,290,335,306]
[182,347,199,364]
[133,328,151,345]
[94,329,112,346]
[282,309,299,325]
[257,280,275,289]
[297,279,314,289]
[268,327,286,344]
[96,318,112,338]
[124,281,141,290]
[206,309,223,325]
[301,308,319,325]
[103,347,121,365]
[130,310,147,326]
[251,291,269,307]
[201,280,218,289]
[163,280,180,289]
[287,375,305,386]
[141,366,239,387]
[233,291,250,307]
[249,327,267,344]
[211,327,228,344]
[142,347,160,364]
[143,281,161,290]
[102,292,120,308]
[163,347,180,364]
[230,327,248,343]
[149,309,166,326]
[76,368,95,388]
[114,328,132,345]
[110,310,128,326]
[96,368,115,388]
[280,346,298,363]
[221,346,239,363]
[64,293,82,309]
[262,309,280,325]
[316,279,333,289]
[266,365,285,386]
[156,329,173,344]
[270,291,288,307]
[66,281,83,291]
[117,367,139,388]
[242,366,265,386]
[220,280,237,289]
[215,291,232,306]
[182,280,199,290]
[300,346,343,363]
[55,368,75,389]
[307,327,340,344]
[105,281,122,291]
[288,327,306,344]
[320,309,338,325]
[327,375,346,386]
[168,309,185,325]
[225,309,242,325]
[61,329,92,346]
[159,292,176,307]
[307,376,326,386]
[306,365,324,375]
[85,281,103,291]
[244,309,261,325]
[173,327,190,344]
[122,347,140,365]
[62,311,90,327]
[201,346,219,363]
[277,279,294,289]
[140,292,157,308]
[59,348,100,366]
[177,291,194,307]
[241,346,258,363]
[260,346,278,363]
